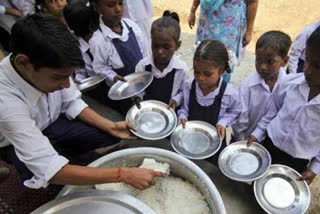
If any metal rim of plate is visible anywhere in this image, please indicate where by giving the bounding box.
[108,71,153,100]
[31,189,156,214]
[254,164,311,214]
[77,75,106,93]
[126,100,177,140]
[218,141,271,182]
[170,120,222,160]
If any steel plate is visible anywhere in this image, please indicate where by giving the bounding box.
[170,121,221,159]
[77,75,106,92]
[218,141,271,182]
[108,72,153,100]
[31,190,156,214]
[126,100,177,140]
[254,164,311,214]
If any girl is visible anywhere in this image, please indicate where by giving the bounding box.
[89,0,148,113]
[178,39,241,161]
[135,10,190,110]
[63,0,99,82]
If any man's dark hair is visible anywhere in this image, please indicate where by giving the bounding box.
[10,13,84,69]
[256,31,292,58]
[63,0,99,39]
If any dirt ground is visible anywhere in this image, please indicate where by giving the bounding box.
[152,0,320,213]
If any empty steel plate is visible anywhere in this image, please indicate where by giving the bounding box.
[77,75,106,92]
[171,121,221,159]
[254,164,310,214]
[218,141,271,182]
[108,72,153,100]
[126,100,177,140]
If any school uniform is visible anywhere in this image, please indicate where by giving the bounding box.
[123,0,153,47]
[0,55,119,189]
[288,20,320,74]
[74,37,95,81]
[231,68,286,142]
[135,54,190,105]
[252,73,320,174]
[90,17,148,86]
[178,78,241,164]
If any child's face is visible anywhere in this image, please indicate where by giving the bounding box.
[304,47,320,87]
[152,27,180,67]
[42,0,67,17]
[193,59,224,90]
[95,0,124,25]
[255,48,288,80]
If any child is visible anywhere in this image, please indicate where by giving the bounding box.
[63,0,99,82]
[135,10,189,110]
[248,26,320,185]
[89,0,148,112]
[232,31,291,142]
[178,39,241,160]
[35,0,67,24]
[288,19,320,73]
[0,14,162,190]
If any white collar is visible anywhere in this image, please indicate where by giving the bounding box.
[195,77,226,99]
[78,37,90,53]
[2,55,43,105]
[99,17,130,41]
[249,67,287,88]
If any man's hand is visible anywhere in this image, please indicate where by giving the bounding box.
[108,121,137,140]
[247,135,258,147]
[188,12,196,29]
[216,125,226,140]
[114,75,126,82]
[168,99,177,111]
[298,169,317,185]
[121,167,165,189]
[5,8,23,17]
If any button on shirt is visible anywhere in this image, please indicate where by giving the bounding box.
[89,18,148,86]
[178,78,241,127]
[0,56,88,188]
[288,20,320,73]
[252,74,320,174]
[135,54,190,106]
[74,37,95,81]
[232,68,286,141]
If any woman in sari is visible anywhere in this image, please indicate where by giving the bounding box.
[188,0,258,82]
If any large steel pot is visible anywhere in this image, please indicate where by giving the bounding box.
[58,147,226,214]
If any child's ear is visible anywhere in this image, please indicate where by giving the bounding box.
[281,56,289,67]
[14,54,35,74]
[176,40,182,50]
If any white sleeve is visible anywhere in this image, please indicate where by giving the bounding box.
[288,31,308,74]
[0,98,69,189]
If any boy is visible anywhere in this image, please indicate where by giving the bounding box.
[0,14,163,189]
[248,26,320,185]
[232,31,291,142]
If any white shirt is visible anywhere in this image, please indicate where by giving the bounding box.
[0,55,88,188]
[135,54,190,106]
[178,78,241,128]
[74,37,95,81]
[123,0,153,22]
[288,20,320,73]
[232,68,286,141]
[252,74,320,174]
[89,18,148,86]
[0,0,34,32]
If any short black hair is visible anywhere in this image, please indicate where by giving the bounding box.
[10,13,84,69]
[306,25,320,57]
[151,10,181,41]
[194,39,231,73]
[256,31,292,58]
[64,0,99,38]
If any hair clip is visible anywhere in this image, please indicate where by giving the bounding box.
[227,49,239,67]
